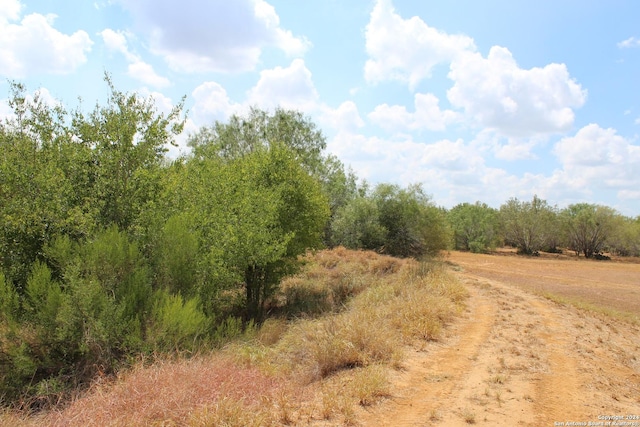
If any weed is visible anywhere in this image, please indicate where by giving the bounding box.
[351,365,390,406]
[429,409,442,421]
[490,374,507,385]
[462,408,476,424]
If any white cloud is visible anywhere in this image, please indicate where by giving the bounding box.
[100,28,131,59]
[364,0,475,88]
[191,81,244,126]
[494,138,540,161]
[100,29,170,88]
[363,0,586,156]
[0,6,92,78]
[447,46,586,138]
[246,59,318,111]
[368,93,459,132]
[318,101,365,133]
[0,0,22,22]
[126,61,170,88]
[617,37,640,48]
[119,0,309,73]
[327,131,525,207]
[552,124,640,196]
[554,124,639,168]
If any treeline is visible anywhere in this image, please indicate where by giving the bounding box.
[1,78,638,407]
[446,196,640,258]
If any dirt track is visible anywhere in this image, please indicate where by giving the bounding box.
[358,251,640,426]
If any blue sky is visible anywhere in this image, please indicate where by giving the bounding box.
[2,0,640,215]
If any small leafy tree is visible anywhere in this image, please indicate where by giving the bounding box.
[188,107,358,243]
[607,215,640,257]
[499,195,557,255]
[176,144,329,321]
[448,202,500,253]
[72,75,185,231]
[330,196,386,251]
[560,203,619,258]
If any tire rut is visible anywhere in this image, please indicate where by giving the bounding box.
[358,268,640,426]
[358,283,495,426]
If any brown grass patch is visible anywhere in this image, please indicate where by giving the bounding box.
[38,354,284,427]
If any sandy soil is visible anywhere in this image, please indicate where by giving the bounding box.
[357,250,640,426]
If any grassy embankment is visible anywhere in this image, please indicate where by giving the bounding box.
[1,247,467,426]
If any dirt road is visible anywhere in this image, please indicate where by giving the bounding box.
[358,251,640,426]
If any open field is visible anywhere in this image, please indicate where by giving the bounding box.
[448,248,640,321]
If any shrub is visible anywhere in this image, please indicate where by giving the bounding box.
[149,290,208,352]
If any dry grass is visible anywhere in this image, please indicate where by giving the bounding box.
[34,354,285,427]
[541,292,639,326]
[7,248,466,426]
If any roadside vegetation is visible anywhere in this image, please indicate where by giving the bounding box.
[1,76,639,421]
[1,248,467,426]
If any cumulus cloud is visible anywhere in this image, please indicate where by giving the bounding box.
[0,1,92,78]
[327,131,526,207]
[190,81,244,126]
[447,46,587,137]
[617,37,640,48]
[363,0,586,148]
[369,93,459,132]
[364,0,475,89]
[0,0,22,22]
[554,124,640,168]
[100,29,170,88]
[551,124,640,199]
[318,101,364,133]
[246,59,318,111]
[119,0,309,73]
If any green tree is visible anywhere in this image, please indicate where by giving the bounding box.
[499,195,557,255]
[188,107,358,243]
[0,83,90,287]
[448,202,500,253]
[177,144,329,321]
[72,75,185,231]
[373,183,449,258]
[607,216,640,257]
[330,196,386,251]
[560,203,620,258]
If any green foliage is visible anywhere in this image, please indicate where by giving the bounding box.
[331,183,449,258]
[153,213,199,296]
[149,290,208,352]
[176,143,330,321]
[499,195,557,255]
[189,107,326,174]
[448,202,500,253]
[71,74,185,231]
[0,272,19,322]
[330,197,386,251]
[560,203,619,258]
[373,184,449,258]
[188,107,357,244]
[607,216,640,256]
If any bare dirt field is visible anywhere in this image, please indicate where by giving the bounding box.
[356,250,640,426]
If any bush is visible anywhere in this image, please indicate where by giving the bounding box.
[149,290,208,352]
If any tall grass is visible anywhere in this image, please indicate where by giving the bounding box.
[5,248,467,426]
